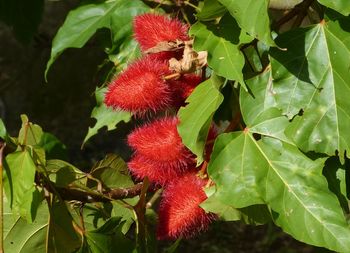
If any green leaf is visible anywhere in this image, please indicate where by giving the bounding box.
[208,131,350,251]
[177,75,224,165]
[109,0,150,44]
[83,87,131,146]
[0,117,7,140]
[0,0,44,43]
[112,197,138,234]
[4,200,80,253]
[45,0,149,78]
[4,203,48,253]
[200,195,242,221]
[39,133,67,160]
[84,217,134,253]
[318,0,350,16]
[240,71,293,144]
[47,201,81,253]
[323,157,349,213]
[46,159,85,187]
[89,154,134,189]
[196,0,227,21]
[108,38,141,73]
[269,0,302,9]
[18,115,43,146]
[271,19,350,159]
[218,0,276,46]
[5,150,40,222]
[190,14,246,88]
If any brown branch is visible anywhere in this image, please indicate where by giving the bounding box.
[43,179,145,203]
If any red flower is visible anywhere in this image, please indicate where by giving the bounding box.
[169,74,202,107]
[104,56,171,114]
[133,13,189,52]
[127,117,195,169]
[128,154,190,185]
[157,173,215,239]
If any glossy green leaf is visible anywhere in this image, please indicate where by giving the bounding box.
[218,0,276,46]
[89,154,134,188]
[83,87,131,146]
[45,0,148,78]
[196,0,227,21]
[177,75,224,165]
[318,0,350,16]
[271,19,350,159]
[5,150,39,222]
[208,131,350,251]
[190,14,246,88]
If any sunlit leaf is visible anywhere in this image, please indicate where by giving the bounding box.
[218,0,276,46]
[270,18,350,159]
[190,14,246,87]
[177,75,224,165]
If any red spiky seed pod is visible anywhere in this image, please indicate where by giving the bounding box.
[169,74,202,107]
[133,13,189,52]
[128,154,192,185]
[127,117,195,169]
[157,173,215,239]
[104,56,172,114]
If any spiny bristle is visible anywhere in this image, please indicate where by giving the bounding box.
[157,173,216,240]
[133,13,189,52]
[127,117,195,168]
[104,56,172,114]
[128,154,192,185]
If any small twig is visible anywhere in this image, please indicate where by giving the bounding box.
[146,189,163,209]
[164,73,181,80]
[183,1,200,10]
[0,142,5,253]
[105,183,144,200]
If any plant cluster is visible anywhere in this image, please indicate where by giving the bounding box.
[105,13,216,239]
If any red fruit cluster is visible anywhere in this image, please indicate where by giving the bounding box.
[157,173,216,239]
[104,13,216,240]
